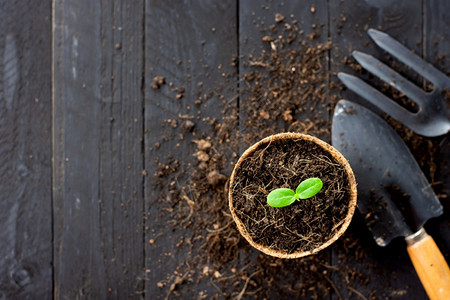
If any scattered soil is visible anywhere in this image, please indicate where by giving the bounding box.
[151,13,343,296]
[150,9,449,300]
[231,137,351,254]
[240,38,333,143]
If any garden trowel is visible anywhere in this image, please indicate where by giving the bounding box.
[331,100,450,300]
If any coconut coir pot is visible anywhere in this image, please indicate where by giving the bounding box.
[229,132,357,259]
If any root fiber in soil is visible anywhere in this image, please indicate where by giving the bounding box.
[231,137,351,254]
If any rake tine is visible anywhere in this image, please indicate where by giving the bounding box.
[368,29,450,88]
[338,72,416,124]
[352,50,427,106]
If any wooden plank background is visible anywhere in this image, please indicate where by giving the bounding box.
[0,1,52,298]
[53,0,144,298]
[145,1,238,298]
[0,0,448,298]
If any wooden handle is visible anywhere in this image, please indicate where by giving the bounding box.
[405,228,450,300]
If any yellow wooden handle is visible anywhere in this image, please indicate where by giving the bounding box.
[406,228,450,300]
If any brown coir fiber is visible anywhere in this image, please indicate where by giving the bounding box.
[229,132,357,258]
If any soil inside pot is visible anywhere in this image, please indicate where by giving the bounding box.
[232,137,351,254]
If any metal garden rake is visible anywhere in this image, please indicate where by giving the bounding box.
[338,29,450,137]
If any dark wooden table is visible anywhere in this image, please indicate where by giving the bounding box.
[1,0,448,299]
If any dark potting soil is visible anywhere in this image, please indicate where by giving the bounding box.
[232,138,350,253]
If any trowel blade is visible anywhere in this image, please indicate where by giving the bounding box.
[331,100,442,246]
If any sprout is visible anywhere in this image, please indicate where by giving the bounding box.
[267,178,323,207]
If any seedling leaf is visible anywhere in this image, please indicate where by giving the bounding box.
[296,178,323,199]
[267,188,296,207]
[267,178,323,208]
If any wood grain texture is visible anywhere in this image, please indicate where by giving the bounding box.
[0,0,446,298]
[0,1,52,299]
[53,0,144,298]
[424,0,450,71]
[239,0,331,143]
[406,231,450,300]
[329,0,423,109]
[144,1,237,298]
[329,0,433,299]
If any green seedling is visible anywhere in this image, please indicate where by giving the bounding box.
[267,178,323,207]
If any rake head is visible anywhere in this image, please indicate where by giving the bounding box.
[338,29,450,137]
